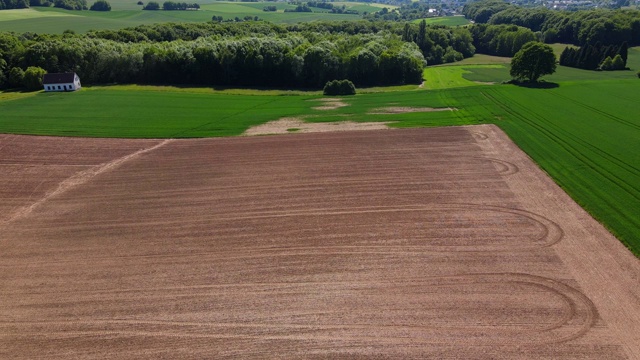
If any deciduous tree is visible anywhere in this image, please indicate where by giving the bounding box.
[510,41,556,82]
[23,66,46,91]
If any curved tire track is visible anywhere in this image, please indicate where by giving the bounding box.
[1,273,595,346]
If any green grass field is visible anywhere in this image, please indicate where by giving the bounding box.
[0,1,378,33]
[1,47,639,255]
[412,15,470,26]
[0,88,316,137]
[423,47,640,89]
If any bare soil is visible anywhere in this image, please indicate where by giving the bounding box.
[308,98,349,110]
[368,106,456,114]
[1,126,638,359]
[243,117,392,136]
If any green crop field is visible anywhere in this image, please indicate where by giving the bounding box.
[0,88,317,137]
[422,64,505,89]
[0,1,377,33]
[423,46,640,89]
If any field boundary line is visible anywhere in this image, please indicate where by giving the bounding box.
[1,139,172,226]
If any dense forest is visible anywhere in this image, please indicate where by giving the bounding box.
[463,0,640,46]
[0,21,478,89]
[469,24,536,57]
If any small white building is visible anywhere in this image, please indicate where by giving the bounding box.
[43,73,81,92]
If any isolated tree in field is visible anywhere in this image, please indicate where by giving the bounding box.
[510,41,556,82]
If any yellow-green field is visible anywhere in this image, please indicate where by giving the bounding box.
[0,8,79,21]
[0,1,380,33]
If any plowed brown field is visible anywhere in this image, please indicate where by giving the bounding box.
[1,126,639,359]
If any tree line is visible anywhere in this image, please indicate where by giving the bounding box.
[1,0,116,10]
[560,42,629,70]
[84,20,475,65]
[143,1,198,10]
[462,0,640,46]
[0,0,27,9]
[0,20,478,90]
[0,27,430,89]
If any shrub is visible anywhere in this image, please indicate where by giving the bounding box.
[137,0,143,4]
[637,71,640,78]
[22,66,46,91]
[90,0,111,10]
[323,79,356,96]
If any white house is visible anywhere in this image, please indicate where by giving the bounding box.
[43,73,81,92]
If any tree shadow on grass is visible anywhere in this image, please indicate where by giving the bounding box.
[2,88,40,93]
[506,80,560,89]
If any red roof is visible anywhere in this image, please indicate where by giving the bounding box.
[43,73,77,84]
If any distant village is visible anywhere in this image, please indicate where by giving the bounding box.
[348,0,638,13]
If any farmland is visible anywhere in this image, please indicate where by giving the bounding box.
[0,1,385,33]
[2,0,640,356]
[1,67,639,255]
[1,126,639,358]
[1,25,639,360]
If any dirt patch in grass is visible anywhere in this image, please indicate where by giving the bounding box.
[368,106,457,114]
[309,98,349,110]
[244,117,392,136]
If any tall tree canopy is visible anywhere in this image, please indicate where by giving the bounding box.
[510,41,557,82]
[463,0,640,46]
